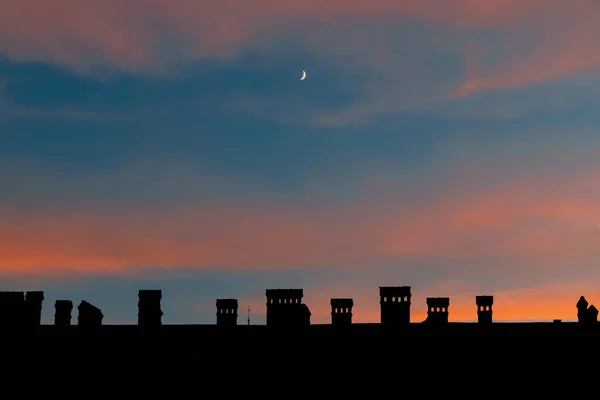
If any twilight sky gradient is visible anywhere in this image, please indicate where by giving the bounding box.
[2,0,600,324]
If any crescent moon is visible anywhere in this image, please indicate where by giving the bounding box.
[300,70,307,81]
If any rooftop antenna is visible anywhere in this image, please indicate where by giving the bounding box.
[247,305,251,325]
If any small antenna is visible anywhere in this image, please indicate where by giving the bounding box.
[247,305,251,325]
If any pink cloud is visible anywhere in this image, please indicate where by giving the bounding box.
[455,11,600,96]
[2,159,600,276]
[0,0,597,96]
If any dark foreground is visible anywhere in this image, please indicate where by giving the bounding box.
[1,323,596,393]
[3,322,597,358]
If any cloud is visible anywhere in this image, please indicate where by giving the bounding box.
[2,155,600,281]
[1,1,598,97]
[454,12,600,96]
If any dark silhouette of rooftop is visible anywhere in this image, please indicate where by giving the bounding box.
[476,295,493,324]
[138,290,163,327]
[54,300,73,326]
[77,300,103,327]
[0,285,598,384]
[331,298,353,325]
[216,298,238,326]
[0,291,44,328]
[425,297,449,324]
[379,286,411,326]
[379,286,411,325]
[577,296,598,325]
[0,285,597,349]
[0,291,25,327]
[265,289,311,327]
[588,305,598,322]
[25,291,44,327]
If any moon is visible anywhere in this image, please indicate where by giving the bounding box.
[300,70,307,81]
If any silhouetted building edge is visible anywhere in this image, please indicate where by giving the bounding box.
[216,298,238,326]
[266,289,311,327]
[138,289,163,327]
[331,298,353,325]
[425,297,449,324]
[55,300,73,326]
[476,295,493,324]
[379,286,411,325]
[78,300,103,327]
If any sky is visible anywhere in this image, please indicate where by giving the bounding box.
[1,0,600,325]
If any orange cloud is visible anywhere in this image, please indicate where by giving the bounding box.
[455,11,600,96]
[0,0,597,96]
[2,160,600,276]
